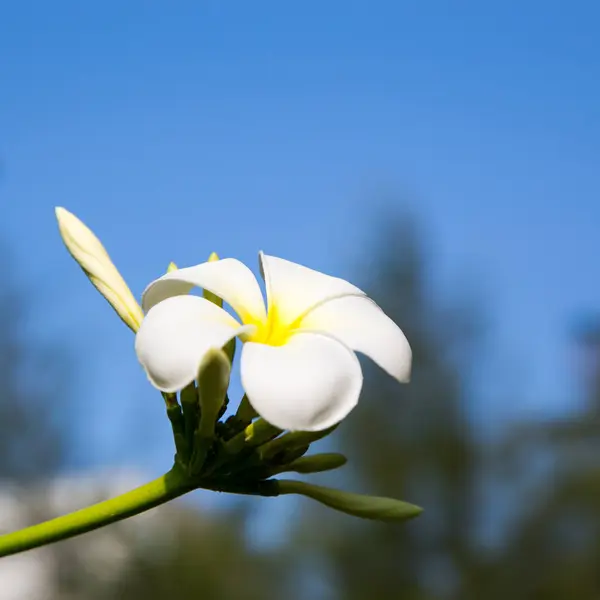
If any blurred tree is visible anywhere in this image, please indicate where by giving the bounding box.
[0,242,70,481]
[53,501,285,600]
[485,318,600,600]
[293,213,485,600]
[299,210,600,600]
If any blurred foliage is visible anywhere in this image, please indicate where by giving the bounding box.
[54,503,285,600]
[291,214,484,600]
[485,327,600,600]
[289,213,600,600]
[111,507,282,600]
[0,244,70,480]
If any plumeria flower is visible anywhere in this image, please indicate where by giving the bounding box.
[135,253,411,432]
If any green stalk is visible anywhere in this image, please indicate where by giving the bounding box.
[0,468,193,558]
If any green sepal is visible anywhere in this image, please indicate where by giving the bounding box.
[223,337,236,365]
[180,382,199,450]
[235,394,257,424]
[166,402,190,463]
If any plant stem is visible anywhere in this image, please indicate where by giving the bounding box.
[0,467,193,558]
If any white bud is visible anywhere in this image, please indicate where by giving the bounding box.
[55,207,144,332]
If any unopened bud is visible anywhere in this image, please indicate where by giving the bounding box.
[225,418,282,455]
[277,480,423,522]
[197,348,231,431]
[55,207,144,332]
[259,425,338,461]
[283,453,347,474]
[189,348,232,475]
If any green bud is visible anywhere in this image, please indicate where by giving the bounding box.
[245,419,282,445]
[260,452,346,479]
[281,453,347,474]
[224,418,282,455]
[189,349,231,475]
[259,425,338,461]
[271,444,310,466]
[276,480,423,522]
[197,348,231,434]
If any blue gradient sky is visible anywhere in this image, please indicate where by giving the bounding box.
[1,1,599,472]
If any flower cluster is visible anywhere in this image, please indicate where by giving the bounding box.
[55,207,420,522]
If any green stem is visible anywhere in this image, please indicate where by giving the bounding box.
[0,468,194,558]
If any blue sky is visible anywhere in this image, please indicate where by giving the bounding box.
[1,1,599,472]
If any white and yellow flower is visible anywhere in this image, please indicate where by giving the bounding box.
[135,253,411,432]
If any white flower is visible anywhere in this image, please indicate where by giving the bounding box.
[135,253,411,432]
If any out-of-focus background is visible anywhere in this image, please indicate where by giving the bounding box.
[1,2,600,599]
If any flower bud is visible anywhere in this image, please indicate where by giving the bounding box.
[259,425,338,461]
[189,348,232,475]
[197,347,231,431]
[274,444,310,465]
[283,453,347,474]
[224,418,282,455]
[277,480,423,522]
[55,207,144,332]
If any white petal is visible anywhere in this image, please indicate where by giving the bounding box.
[259,253,365,328]
[240,332,363,432]
[300,296,412,382]
[135,295,253,392]
[142,258,267,324]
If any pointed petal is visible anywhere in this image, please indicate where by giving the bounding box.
[135,295,253,392]
[301,296,412,382]
[240,332,363,432]
[259,253,365,328]
[142,258,267,324]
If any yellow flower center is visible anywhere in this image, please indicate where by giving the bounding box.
[242,304,300,346]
